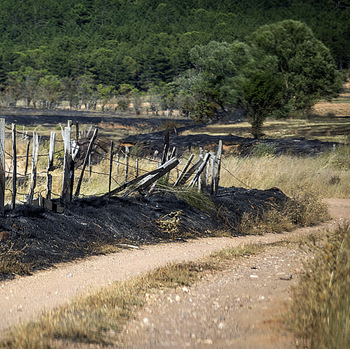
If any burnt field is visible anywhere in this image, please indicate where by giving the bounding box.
[0,109,346,282]
[1,186,289,281]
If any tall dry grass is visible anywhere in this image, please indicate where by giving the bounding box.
[289,223,350,348]
[220,146,350,199]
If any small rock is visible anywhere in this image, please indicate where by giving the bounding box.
[182,286,189,293]
[175,295,181,302]
[143,317,150,326]
[280,274,293,280]
[218,322,225,330]
[66,273,73,277]
[250,275,258,278]
[203,339,213,345]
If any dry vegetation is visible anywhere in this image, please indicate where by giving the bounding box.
[289,223,350,349]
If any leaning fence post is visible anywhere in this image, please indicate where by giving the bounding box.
[11,124,17,210]
[108,140,114,198]
[174,154,194,186]
[28,131,39,203]
[0,118,5,215]
[74,128,98,198]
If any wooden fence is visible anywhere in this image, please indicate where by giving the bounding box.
[0,118,223,215]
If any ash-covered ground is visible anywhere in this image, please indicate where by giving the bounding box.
[0,186,288,281]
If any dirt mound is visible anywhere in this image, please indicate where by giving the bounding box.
[0,187,288,281]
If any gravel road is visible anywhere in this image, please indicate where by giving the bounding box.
[0,199,349,348]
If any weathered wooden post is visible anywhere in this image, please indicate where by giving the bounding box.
[11,124,17,210]
[24,139,30,177]
[213,140,223,195]
[46,131,56,200]
[210,152,216,195]
[74,128,98,198]
[108,140,114,198]
[174,154,194,186]
[28,131,39,203]
[189,153,210,189]
[0,119,5,215]
[135,158,139,178]
[115,154,119,183]
[124,146,129,183]
[161,129,170,165]
[61,126,73,202]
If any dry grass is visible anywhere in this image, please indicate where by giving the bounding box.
[289,223,350,349]
[1,243,265,349]
[239,192,329,235]
[0,243,32,276]
[220,146,350,199]
[182,118,350,143]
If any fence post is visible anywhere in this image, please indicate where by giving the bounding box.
[115,154,119,183]
[46,131,56,200]
[174,154,194,186]
[189,153,210,188]
[0,118,5,215]
[213,140,223,195]
[135,158,139,178]
[74,128,98,198]
[108,140,114,198]
[11,124,17,210]
[61,126,73,202]
[24,139,30,177]
[28,131,39,203]
[161,129,170,165]
[124,146,129,183]
[210,152,216,195]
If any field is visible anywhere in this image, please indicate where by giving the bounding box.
[0,87,349,348]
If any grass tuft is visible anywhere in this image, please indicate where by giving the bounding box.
[238,192,328,235]
[289,223,350,349]
[0,243,32,277]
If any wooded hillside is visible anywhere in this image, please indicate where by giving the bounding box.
[0,0,349,90]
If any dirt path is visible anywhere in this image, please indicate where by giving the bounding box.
[0,199,349,344]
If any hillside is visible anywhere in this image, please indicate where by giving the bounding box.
[0,0,349,89]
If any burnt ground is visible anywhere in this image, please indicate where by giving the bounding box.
[0,109,197,131]
[121,129,338,157]
[1,109,337,156]
[0,186,289,282]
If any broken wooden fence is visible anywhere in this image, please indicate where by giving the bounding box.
[0,118,223,215]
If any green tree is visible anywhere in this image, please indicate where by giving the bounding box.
[96,84,115,112]
[249,20,342,114]
[176,40,252,121]
[38,74,62,108]
[77,74,94,109]
[240,71,286,138]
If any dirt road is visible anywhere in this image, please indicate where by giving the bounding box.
[0,199,349,346]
